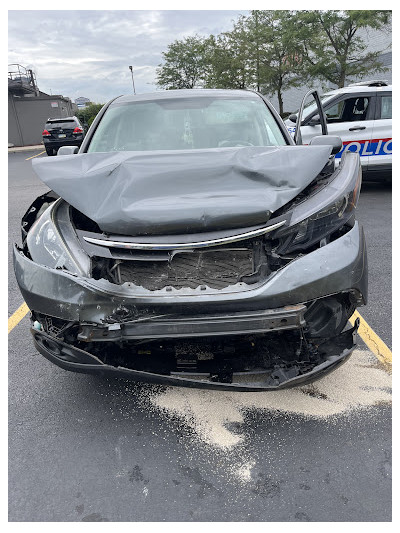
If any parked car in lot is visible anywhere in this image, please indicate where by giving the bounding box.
[14,89,367,390]
[285,81,392,179]
[42,116,85,156]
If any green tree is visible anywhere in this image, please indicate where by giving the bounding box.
[207,16,256,90]
[154,10,391,114]
[76,103,104,129]
[156,35,214,89]
[250,10,309,115]
[299,10,391,88]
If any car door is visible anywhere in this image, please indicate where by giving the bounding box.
[301,92,375,168]
[368,91,392,172]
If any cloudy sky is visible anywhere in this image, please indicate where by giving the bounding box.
[8,9,247,104]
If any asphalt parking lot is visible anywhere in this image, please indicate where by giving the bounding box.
[8,150,392,522]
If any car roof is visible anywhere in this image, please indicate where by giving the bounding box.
[47,116,79,122]
[323,84,392,98]
[112,89,262,105]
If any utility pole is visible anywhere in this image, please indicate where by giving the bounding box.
[128,65,136,95]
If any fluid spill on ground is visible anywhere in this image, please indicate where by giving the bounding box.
[150,349,391,455]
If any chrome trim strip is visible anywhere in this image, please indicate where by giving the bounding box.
[83,220,286,251]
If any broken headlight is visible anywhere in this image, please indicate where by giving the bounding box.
[26,200,84,275]
[274,152,361,254]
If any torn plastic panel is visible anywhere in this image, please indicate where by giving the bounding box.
[21,191,59,243]
[31,145,332,236]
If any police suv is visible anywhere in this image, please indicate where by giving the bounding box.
[285,81,392,179]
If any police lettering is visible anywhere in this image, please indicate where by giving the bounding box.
[336,139,392,158]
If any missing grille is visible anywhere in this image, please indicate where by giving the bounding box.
[117,248,254,290]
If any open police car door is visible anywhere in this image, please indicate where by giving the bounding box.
[298,92,373,169]
[293,89,342,159]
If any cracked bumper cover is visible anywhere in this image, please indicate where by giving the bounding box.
[13,222,367,325]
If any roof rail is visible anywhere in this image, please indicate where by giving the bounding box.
[348,80,388,87]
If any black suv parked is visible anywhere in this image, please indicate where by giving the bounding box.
[42,116,84,156]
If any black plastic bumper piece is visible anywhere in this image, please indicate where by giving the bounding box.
[31,320,359,391]
[77,304,307,341]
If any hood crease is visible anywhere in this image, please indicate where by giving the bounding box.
[32,145,332,236]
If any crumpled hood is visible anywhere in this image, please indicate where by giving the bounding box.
[32,145,332,236]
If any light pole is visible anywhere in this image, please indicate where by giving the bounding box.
[128,65,136,95]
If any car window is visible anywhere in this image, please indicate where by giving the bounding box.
[46,120,77,129]
[87,97,287,153]
[295,94,334,121]
[380,96,392,119]
[324,96,371,124]
[325,101,345,121]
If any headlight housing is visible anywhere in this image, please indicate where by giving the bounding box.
[273,151,361,254]
[26,200,87,275]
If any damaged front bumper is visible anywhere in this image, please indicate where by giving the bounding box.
[13,221,367,390]
[14,222,367,323]
[31,320,359,391]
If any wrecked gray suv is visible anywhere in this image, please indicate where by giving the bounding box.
[14,89,367,391]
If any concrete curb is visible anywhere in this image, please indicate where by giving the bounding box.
[8,145,44,153]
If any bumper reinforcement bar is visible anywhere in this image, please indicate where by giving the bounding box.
[77,304,307,341]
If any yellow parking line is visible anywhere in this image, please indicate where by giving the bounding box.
[349,310,392,366]
[8,302,29,333]
[25,151,45,160]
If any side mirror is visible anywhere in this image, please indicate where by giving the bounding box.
[57,146,79,155]
[288,113,297,123]
[309,135,343,155]
[308,114,321,126]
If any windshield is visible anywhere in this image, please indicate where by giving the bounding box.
[87,96,287,152]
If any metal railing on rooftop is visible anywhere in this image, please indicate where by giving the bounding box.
[8,64,39,95]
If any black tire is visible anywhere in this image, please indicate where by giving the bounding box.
[45,146,55,156]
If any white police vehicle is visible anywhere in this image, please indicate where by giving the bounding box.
[285,81,392,178]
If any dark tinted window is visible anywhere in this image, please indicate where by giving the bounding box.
[324,97,371,123]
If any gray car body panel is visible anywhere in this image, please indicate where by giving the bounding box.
[31,145,332,236]
[14,221,367,327]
